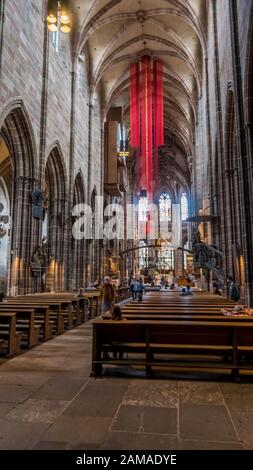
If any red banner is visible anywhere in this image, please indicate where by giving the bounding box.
[141,55,153,199]
[153,59,164,195]
[130,63,140,148]
[154,59,164,147]
[130,57,164,201]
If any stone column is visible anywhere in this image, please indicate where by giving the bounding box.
[229,0,253,305]
[8,176,40,295]
[45,197,67,292]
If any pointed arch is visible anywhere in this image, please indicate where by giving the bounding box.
[0,97,38,178]
[44,143,68,292]
[45,142,67,200]
[244,1,253,126]
[159,193,172,223]
[0,98,38,294]
[181,193,189,221]
[91,185,97,210]
[73,170,86,205]
[72,170,86,289]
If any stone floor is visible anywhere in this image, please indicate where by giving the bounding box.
[0,323,253,450]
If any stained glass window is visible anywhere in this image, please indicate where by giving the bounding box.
[157,243,174,271]
[159,194,172,222]
[181,193,188,221]
[139,240,148,269]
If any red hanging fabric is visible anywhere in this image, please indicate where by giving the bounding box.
[130,63,141,195]
[147,57,153,200]
[153,60,158,193]
[130,57,164,201]
[141,55,153,200]
[153,59,164,195]
[154,59,164,147]
[130,63,140,148]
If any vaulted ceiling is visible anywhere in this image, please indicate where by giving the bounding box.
[72,0,207,193]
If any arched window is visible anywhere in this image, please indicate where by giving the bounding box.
[139,196,148,222]
[159,194,172,222]
[184,241,190,270]
[157,242,174,271]
[139,240,148,269]
[181,193,188,221]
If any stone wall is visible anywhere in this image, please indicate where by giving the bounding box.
[193,0,253,302]
[0,0,103,292]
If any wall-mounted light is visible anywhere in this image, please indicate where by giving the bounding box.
[60,24,71,33]
[47,1,72,34]
[47,13,57,24]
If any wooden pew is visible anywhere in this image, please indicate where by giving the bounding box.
[153,302,233,305]
[91,318,253,380]
[29,298,74,330]
[83,292,100,319]
[0,308,40,348]
[5,300,64,335]
[0,304,53,341]
[18,295,83,327]
[0,312,22,356]
[121,313,253,322]
[121,307,237,317]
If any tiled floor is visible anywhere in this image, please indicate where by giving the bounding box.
[0,323,252,450]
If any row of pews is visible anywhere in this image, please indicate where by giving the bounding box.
[91,291,253,381]
[0,291,100,357]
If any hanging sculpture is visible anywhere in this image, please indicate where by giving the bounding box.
[130,56,164,201]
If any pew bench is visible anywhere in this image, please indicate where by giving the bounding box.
[5,300,64,335]
[0,312,22,356]
[15,295,86,327]
[1,304,53,341]
[91,319,253,381]
[122,313,253,322]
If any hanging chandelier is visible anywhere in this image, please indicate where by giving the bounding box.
[47,0,72,34]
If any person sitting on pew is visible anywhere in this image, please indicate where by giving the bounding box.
[186,284,193,295]
[93,279,100,289]
[180,287,188,296]
[0,291,6,302]
[111,305,123,321]
[111,305,126,359]
[76,287,86,310]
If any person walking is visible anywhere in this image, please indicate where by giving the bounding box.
[100,276,115,314]
[138,278,144,301]
[131,278,139,300]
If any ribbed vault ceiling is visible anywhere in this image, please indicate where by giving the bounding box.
[73,0,207,193]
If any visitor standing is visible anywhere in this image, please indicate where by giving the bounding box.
[138,278,144,301]
[100,276,115,314]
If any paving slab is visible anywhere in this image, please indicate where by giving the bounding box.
[179,439,244,450]
[102,431,178,450]
[0,418,49,450]
[6,399,68,423]
[40,415,112,446]
[178,381,224,405]
[65,381,127,418]
[32,376,87,401]
[179,404,238,442]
